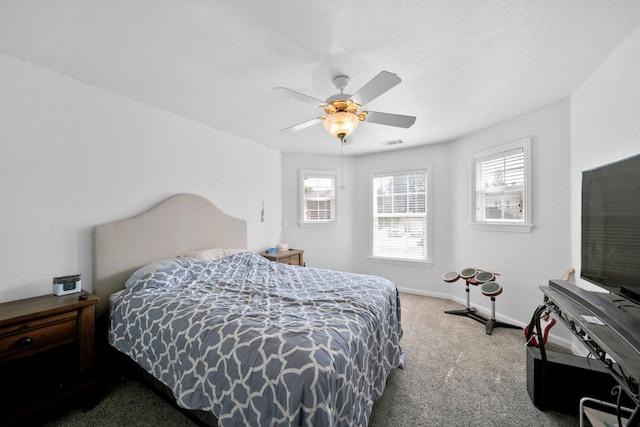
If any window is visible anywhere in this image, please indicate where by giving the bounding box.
[472,138,532,232]
[370,165,431,263]
[299,169,338,225]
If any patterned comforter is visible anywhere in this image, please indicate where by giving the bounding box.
[109,252,403,427]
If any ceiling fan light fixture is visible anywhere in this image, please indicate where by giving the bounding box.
[322,111,360,142]
[276,71,415,144]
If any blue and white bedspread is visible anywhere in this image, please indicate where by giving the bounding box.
[109,251,403,427]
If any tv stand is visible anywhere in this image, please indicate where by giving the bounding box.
[622,285,640,305]
[541,280,640,426]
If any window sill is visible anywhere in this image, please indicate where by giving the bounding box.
[471,223,534,233]
[298,221,340,228]
[368,256,434,268]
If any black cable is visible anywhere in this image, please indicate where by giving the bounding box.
[525,305,545,345]
[526,305,548,409]
[613,385,623,427]
[535,306,548,396]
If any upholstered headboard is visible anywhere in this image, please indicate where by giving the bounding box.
[92,194,247,317]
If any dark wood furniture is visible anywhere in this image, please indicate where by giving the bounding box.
[0,291,99,426]
[260,248,305,266]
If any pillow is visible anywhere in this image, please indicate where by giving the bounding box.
[181,248,245,261]
[124,258,183,289]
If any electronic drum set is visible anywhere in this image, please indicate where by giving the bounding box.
[442,267,520,335]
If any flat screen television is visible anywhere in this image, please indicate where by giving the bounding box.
[581,153,640,304]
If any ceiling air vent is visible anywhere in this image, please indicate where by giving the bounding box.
[380,139,404,146]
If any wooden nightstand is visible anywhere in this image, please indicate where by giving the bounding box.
[260,249,305,266]
[0,291,99,425]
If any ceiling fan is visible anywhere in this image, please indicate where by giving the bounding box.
[274,71,416,143]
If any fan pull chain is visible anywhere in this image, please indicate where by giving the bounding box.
[341,141,345,190]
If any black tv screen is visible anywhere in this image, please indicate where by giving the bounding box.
[581,153,640,303]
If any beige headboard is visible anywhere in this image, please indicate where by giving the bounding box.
[92,193,247,317]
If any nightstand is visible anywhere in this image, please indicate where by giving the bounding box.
[0,291,99,425]
[260,249,305,266]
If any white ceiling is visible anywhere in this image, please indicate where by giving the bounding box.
[2,1,640,156]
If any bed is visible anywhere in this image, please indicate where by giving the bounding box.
[93,193,403,426]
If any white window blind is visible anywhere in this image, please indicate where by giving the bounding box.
[472,138,531,229]
[372,169,427,261]
[301,170,337,223]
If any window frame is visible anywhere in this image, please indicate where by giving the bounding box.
[299,169,339,227]
[471,138,533,233]
[368,164,433,266]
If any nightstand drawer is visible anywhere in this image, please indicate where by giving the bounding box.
[0,311,77,362]
[280,255,300,265]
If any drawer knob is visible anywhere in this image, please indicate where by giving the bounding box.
[18,336,33,346]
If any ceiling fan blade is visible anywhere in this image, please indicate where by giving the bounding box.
[280,117,322,133]
[273,87,325,105]
[365,111,416,128]
[349,71,401,106]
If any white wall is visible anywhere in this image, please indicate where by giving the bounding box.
[348,101,572,336]
[571,24,640,292]
[282,141,455,300]
[448,99,573,338]
[280,143,454,288]
[352,142,453,295]
[280,152,356,271]
[0,53,282,303]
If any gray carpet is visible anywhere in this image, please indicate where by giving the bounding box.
[45,293,582,426]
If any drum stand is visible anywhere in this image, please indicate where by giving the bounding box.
[445,281,482,319]
[445,281,521,335]
[484,295,521,335]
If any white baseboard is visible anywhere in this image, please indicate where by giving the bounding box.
[397,286,574,350]
[396,286,450,299]
[398,286,524,327]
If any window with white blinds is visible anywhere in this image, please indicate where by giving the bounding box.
[300,169,337,224]
[371,167,430,262]
[472,138,532,229]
